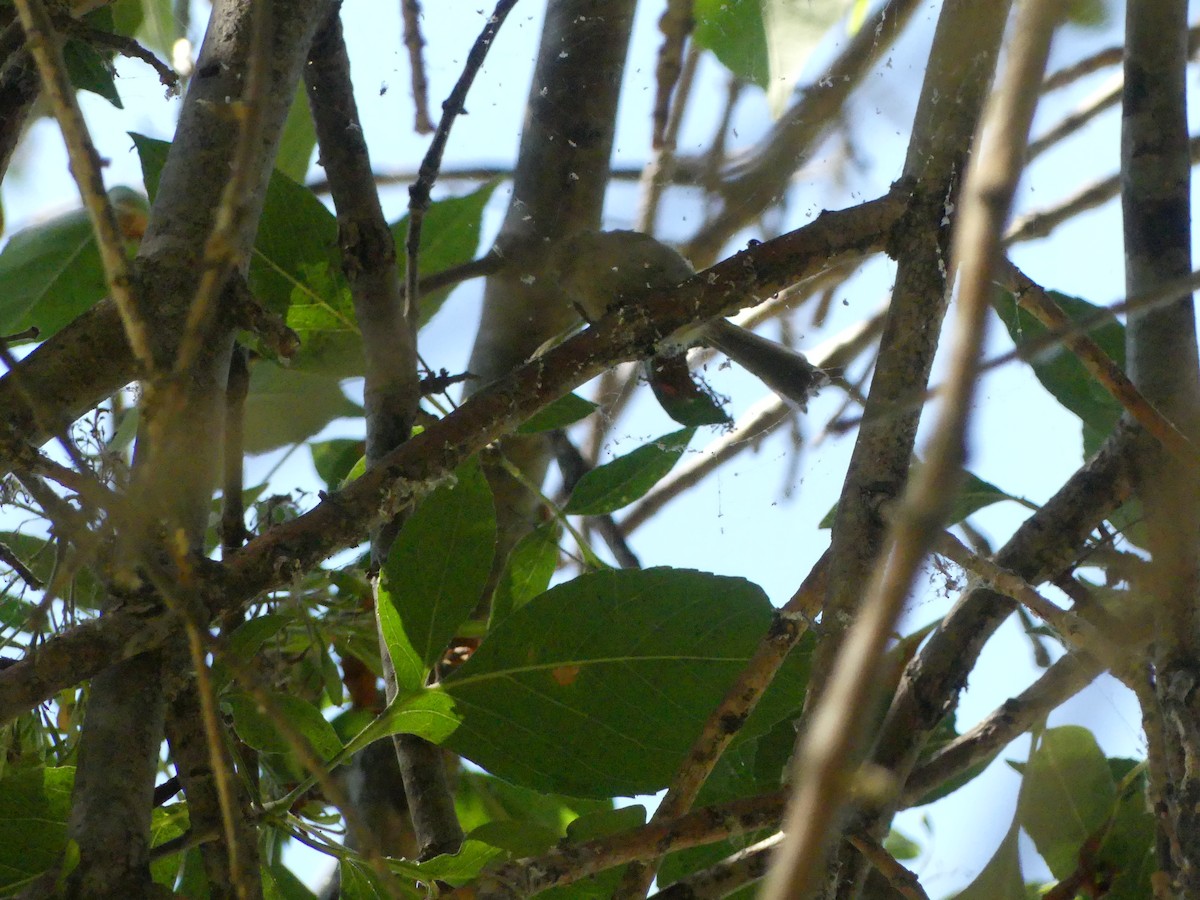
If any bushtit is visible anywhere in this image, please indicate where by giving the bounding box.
[554,230,826,409]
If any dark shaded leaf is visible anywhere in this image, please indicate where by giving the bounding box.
[647,355,731,426]
[63,39,121,108]
[0,767,74,894]
[309,438,365,489]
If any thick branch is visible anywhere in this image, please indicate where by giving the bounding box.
[1122,0,1200,887]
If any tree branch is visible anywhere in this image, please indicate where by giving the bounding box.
[1122,0,1200,886]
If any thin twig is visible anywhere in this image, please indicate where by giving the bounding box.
[404,0,520,323]
[932,531,1115,659]
[901,650,1102,806]
[179,616,249,895]
[1036,24,1200,93]
[11,0,153,370]
[638,40,699,234]
[0,336,117,516]
[0,540,41,590]
[649,0,692,150]
[650,834,781,899]
[846,830,930,900]
[1030,25,1200,158]
[1008,133,1200,244]
[401,0,434,133]
[446,790,788,900]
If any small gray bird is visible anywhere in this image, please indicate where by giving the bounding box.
[555,230,827,410]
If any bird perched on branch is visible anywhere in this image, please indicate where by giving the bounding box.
[554,229,827,414]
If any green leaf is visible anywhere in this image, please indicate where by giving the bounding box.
[390,181,499,327]
[949,468,1037,523]
[693,0,769,87]
[263,861,319,900]
[992,289,1125,455]
[956,823,1027,900]
[438,568,812,798]
[378,457,497,692]
[1016,725,1115,879]
[693,0,849,115]
[131,132,169,201]
[131,134,357,376]
[0,767,74,894]
[566,805,646,842]
[342,689,464,758]
[1067,0,1110,27]
[109,0,146,37]
[491,522,560,624]
[760,0,852,115]
[213,613,288,690]
[310,439,366,489]
[121,0,177,56]
[225,692,342,762]
[468,819,559,856]
[63,39,122,108]
[149,802,190,886]
[884,829,921,861]
[516,392,598,434]
[415,839,506,888]
[241,363,362,454]
[565,428,695,515]
[1096,760,1154,900]
[276,83,317,183]
[455,770,612,837]
[0,189,146,342]
[253,191,350,373]
[338,861,393,900]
